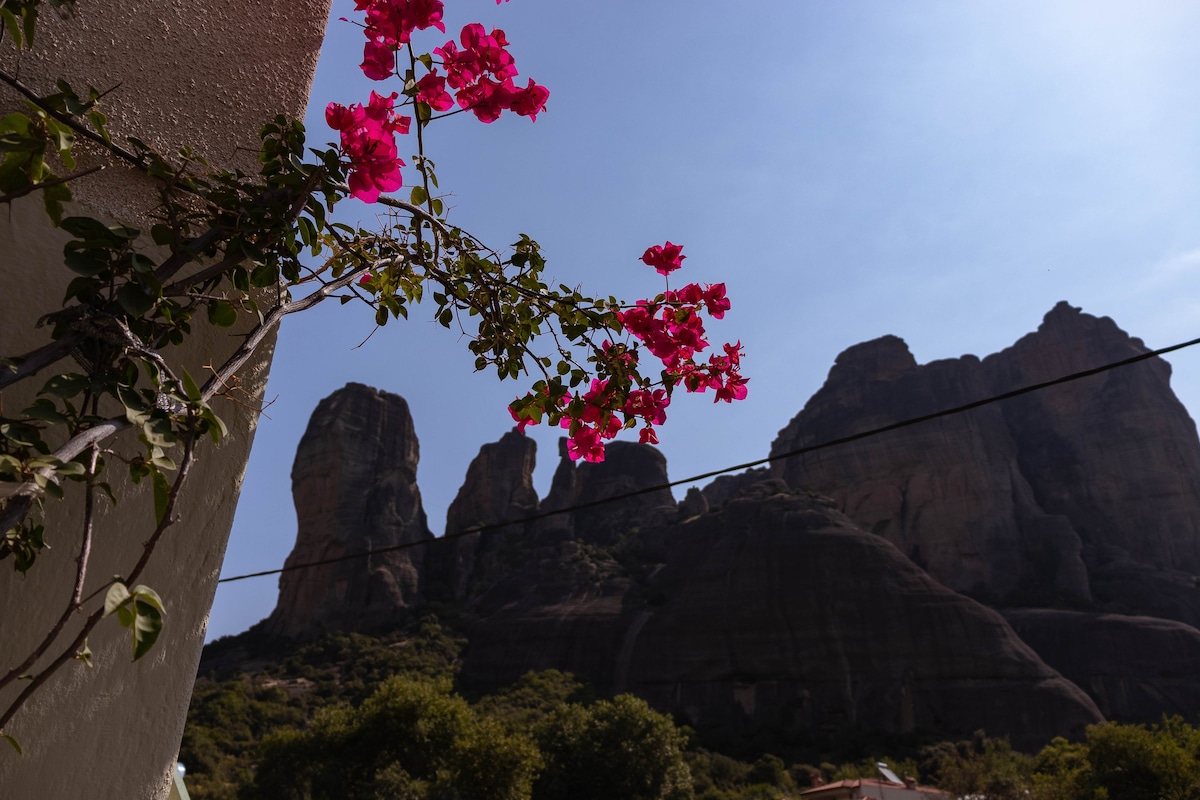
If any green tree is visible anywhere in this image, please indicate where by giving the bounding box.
[1030,736,1092,800]
[533,694,693,800]
[925,731,1032,800]
[475,670,592,730]
[1083,719,1200,800]
[251,675,540,800]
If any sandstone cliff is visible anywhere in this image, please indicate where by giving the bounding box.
[770,302,1200,622]
[266,383,434,638]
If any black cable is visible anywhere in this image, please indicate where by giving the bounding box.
[217,333,1200,584]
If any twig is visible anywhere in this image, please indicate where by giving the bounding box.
[0,260,383,533]
[0,434,197,734]
[0,445,99,695]
[0,68,143,167]
[0,164,105,205]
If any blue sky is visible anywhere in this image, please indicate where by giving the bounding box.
[206,0,1200,640]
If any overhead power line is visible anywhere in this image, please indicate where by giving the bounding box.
[217,332,1200,585]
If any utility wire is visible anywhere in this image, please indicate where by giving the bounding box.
[218,332,1200,585]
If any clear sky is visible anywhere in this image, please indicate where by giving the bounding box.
[206,0,1200,641]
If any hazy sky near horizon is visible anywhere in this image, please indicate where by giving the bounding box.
[207,0,1200,640]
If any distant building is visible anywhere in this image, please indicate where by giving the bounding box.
[800,776,951,800]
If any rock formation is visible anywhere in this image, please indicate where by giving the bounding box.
[459,489,1103,748]
[246,301,1200,746]
[770,302,1200,621]
[266,383,434,638]
[1003,609,1200,722]
[429,430,541,601]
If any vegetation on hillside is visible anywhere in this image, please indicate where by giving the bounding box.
[181,619,1200,800]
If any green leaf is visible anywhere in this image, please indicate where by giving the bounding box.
[22,398,66,424]
[63,248,110,277]
[152,468,170,526]
[103,581,131,617]
[22,5,36,48]
[250,262,278,287]
[60,216,138,244]
[75,640,93,668]
[180,369,202,403]
[231,265,250,292]
[42,376,88,400]
[409,185,427,206]
[150,224,174,246]
[206,300,238,328]
[2,733,21,756]
[42,180,71,226]
[201,407,227,444]
[129,599,163,660]
[129,253,155,274]
[117,283,155,317]
[86,108,111,144]
[130,585,165,614]
[1,10,23,50]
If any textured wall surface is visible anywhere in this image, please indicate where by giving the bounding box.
[0,2,330,797]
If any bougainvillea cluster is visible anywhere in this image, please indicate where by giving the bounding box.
[325,91,411,203]
[329,0,547,199]
[511,242,748,462]
[332,2,747,463]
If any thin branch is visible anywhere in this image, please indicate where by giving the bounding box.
[0,68,143,167]
[0,259,384,533]
[0,434,198,734]
[0,164,105,205]
[71,445,100,607]
[196,260,383,400]
[161,168,325,295]
[0,336,80,392]
[0,445,99,694]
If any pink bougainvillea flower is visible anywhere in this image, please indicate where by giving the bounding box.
[358,0,444,48]
[456,77,514,123]
[624,388,670,426]
[702,283,730,319]
[509,401,537,434]
[639,426,659,445]
[509,78,550,121]
[714,371,749,403]
[641,241,686,275]
[415,70,455,111]
[460,24,517,79]
[361,40,395,80]
[566,424,606,462]
[364,90,411,135]
[326,93,409,202]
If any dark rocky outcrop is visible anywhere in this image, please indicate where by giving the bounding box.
[429,430,540,601]
[243,302,1200,747]
[1004,609,1200,722]
[770,302,1200,622]
[266,383,433,638]
[459,491,1103,748]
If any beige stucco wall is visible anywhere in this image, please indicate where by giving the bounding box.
[0,2,331,798]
